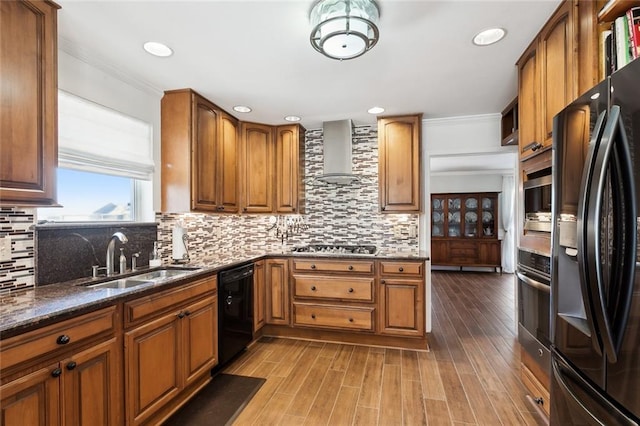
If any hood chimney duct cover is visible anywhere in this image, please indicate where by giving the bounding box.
[317,119,358,184]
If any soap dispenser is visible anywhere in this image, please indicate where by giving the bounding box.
[119,248,127,274]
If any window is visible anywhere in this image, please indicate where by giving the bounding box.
[38,91,155,222]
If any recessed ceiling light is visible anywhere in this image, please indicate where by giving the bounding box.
[143,41,173,57]
[233,106,252,113]
[368,107,385,114]
[284,115,301,122]
[472,28,506,46]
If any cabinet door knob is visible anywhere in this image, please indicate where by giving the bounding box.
[348,265,354,271]
[51,368,62,378]
[381,280,386,284]
[399,267,404,272]
[381,206,386,211]
[310,264,316,269]
[184,310,191,316]
[66,361,77,371]
[243,207,247,212]
[56,335,71,345]
[178,312,186,319]
[311,314,316,319]
[311,286,317,291]
[292,207,296,212]
[348,288,354,293]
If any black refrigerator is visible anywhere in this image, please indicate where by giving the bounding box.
[551,57,640,425]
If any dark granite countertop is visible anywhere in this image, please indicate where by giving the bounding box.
[0,250,429,338]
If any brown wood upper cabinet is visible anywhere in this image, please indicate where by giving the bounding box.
[377,114,423,213]
[161,89,240,213]
[517,0,578,160]
[0,0,60,206]
[241,123,306,214]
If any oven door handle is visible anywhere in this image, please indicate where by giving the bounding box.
[516,271,550,294]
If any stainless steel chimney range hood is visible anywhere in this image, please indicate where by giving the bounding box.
[316,119,359,184]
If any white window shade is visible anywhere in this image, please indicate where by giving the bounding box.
[58,91,154,180]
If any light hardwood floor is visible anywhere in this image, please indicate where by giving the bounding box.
[224,271,544,425]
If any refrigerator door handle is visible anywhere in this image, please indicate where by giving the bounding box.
[552,355,639,426]
[603,106,637,362]
[576,110,608,355]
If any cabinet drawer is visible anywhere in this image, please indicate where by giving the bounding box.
[293,303,374,331]
[1,305,117,371]
[379,261,423,277]
[292,259,374,274]
[124,275,217,327]
[293,275,373,302]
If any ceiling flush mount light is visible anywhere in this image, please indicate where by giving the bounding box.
[284,115,301,122]
[367,106,384,114]
[233,105,252,113]
[472,28,506,46]
[143,41,173,57]
[310,0,380,60]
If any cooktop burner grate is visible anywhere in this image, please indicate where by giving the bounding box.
[291,244,378,255]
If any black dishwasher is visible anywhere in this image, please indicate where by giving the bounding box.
[217,263,254,369]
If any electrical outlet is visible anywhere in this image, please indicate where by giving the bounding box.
[409,225,418,238]
[393,225,402,239]
[0,236,11,262]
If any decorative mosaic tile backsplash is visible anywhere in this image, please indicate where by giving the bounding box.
[0,208,36,292]
[157,125,419,262]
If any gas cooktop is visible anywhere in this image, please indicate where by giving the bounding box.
[291,244,378,255]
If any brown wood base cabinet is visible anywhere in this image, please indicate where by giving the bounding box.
[431,192,502,272]
[265,258,290,325]
[124,276,218,425]
[0,306,122,426]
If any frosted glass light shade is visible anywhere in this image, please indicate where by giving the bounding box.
[310,0,379,60]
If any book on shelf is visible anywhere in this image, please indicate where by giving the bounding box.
[628,7,640,59]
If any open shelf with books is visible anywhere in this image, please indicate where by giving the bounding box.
[599,0,640,76]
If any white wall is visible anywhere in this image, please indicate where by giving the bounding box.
[430,173,503,194]
[57,48,162,218]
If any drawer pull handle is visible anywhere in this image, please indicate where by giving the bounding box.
[66,361,77,371]
[311,314,316,319]
[310,264,316,269]
[348,288,354,293]
[51,368,62,378]
[399,267,404,272]
[349,318,354,323]
[348,265,354,270]
[311,286,317,291]
[56,335,71,345]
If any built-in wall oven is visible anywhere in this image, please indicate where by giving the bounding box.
[517,248,551,375]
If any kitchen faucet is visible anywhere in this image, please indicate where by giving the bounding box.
[106,232,128,276]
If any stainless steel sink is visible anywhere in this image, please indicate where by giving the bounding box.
[86,267,199,289]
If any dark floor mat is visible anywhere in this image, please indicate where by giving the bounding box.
[163,373,266,426]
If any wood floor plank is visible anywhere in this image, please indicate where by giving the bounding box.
[423,398,452,426]
[277,344,324,396]
[400,349,420,382]
[384,348,402,365]
[437,360,476,424]
[250,391,294,426]
[328,386,359,426]
[318,342,340,359]
[330,344,354,372]
[402,375,427,426]
[304,369,345,426]
[269,339,310,378]
[356,351,384,409]
[342,345,370,388]
[459,372,501,425]
[486,389,529,424]
[417,351,446,400]
[353,406,378,426]
[285,356,332,417]
[249,360,279,379]
[378,364,403,426]
[230,376,283,425]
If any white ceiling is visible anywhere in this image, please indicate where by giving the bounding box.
[56,0,562,130]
